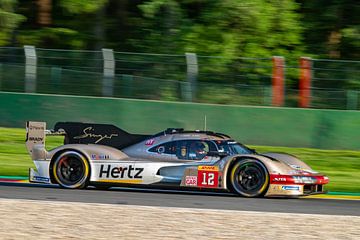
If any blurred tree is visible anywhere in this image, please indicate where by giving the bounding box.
[298,0,359,59]
[37,0,51,26]
[16,0,108,49]
[0,0,25,46]
[104,0,147,51]
[131,0,303,56]
[59,0,107,14]
[129,0,304,84]
[130,0,186,53]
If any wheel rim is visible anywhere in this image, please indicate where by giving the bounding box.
[53,152,89,188]
[231,161,268,196]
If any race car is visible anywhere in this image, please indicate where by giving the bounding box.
[26,121,329,197]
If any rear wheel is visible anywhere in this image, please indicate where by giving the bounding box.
[52,151,90,189]
[229,159,269,197]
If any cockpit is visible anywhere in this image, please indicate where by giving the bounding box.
[147,139,254,161]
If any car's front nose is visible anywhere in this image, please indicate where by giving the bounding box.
[265,174,329,197]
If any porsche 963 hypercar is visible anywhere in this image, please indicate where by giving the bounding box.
[26,121,329,197]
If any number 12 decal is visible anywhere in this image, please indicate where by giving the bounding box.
[197,166,219,188]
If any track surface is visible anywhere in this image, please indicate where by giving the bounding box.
[0,182,359,216]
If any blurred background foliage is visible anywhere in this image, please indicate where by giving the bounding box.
[0,0,25,45]
[0,0,358,108]
[0,0,357,60]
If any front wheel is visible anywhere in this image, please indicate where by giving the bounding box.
[229,159,269,197]
[52,151,90,189]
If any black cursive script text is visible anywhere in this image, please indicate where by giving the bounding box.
[74,127,118,143]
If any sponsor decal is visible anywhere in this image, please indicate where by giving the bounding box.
[145,139,155,146]
[273,177,287,182]
[28,137,43,142]
[270,174,328,185]
[198,166,219,171]
[181,147,186,157]
[282,186,300,191]
[74,127,118,144]
[29,125,44,130]
[99,164,144,179]
[91,154,110,160]
[185,176,197,186]
[32,176,50,182]
[197,166,219,188]
[292,176,317,184]
[157,146,165,154]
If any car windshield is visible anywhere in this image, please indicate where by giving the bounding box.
[215,140,254,155]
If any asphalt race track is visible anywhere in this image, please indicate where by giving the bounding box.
[0,182,359,216]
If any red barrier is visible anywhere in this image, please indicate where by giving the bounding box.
[299,57,312,108]
[272,56,285,106]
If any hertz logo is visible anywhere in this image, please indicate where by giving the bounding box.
[99,165,144,179]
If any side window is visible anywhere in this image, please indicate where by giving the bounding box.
[149,141,176,154]
[176,140,217,160]
[206,141,217,152]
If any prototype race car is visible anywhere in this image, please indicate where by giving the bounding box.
[26,121,329,197]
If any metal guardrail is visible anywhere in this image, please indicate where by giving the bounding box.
[0,46,274,106]
[311,59,360,109]
[0,46,359,109]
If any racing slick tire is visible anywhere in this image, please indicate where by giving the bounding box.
[52,151,90,189]
[229,159,269,197]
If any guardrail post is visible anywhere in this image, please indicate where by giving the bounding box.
[299,57,312,108]
[271,56,285,106]
[24,45,37,93]
[347,90,358,110]
[185,52,198,102]
[102,48,115,97]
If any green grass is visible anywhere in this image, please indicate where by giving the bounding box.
[1,127,359,193]
[0,127,63,176]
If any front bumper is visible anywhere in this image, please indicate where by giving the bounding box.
[265,174,329,197]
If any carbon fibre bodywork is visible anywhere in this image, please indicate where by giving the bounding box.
[26,121,329,197]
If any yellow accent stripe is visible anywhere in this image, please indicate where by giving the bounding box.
[97,179,143,184]
[304,194,360,200]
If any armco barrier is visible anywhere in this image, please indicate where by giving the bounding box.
[1,92,360,150]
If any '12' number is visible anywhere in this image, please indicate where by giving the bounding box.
[198,170,218,188]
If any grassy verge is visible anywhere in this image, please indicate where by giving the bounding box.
[0,127,359,193]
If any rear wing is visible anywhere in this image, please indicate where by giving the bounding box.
[26,121,151,154]
[25,121,47,160]
[25,121,66,160]
[53,122,150,149]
